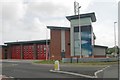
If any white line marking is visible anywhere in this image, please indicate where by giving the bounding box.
[9,76,14,78]
[94,66,110,78]
[50,70,95,78]
[50,66,110,78]
[0,75,14,79]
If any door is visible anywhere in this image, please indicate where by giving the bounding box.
[37,44,46,60]
[23,45,34,59]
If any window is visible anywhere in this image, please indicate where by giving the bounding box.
[74,41,80,48]
[74,48,80,56]
[74,32,79,40]
[74,27,79,32]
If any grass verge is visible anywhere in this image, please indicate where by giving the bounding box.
[33,60,117,65]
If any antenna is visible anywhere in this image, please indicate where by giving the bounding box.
[74,1,79,15]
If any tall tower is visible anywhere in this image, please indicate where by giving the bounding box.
[66,13,96,58]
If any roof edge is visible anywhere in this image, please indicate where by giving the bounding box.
[66,12,96,22]
[47,26,70,30]
[94,45,108,48]
[5,39,50,45]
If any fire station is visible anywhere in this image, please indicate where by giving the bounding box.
[0,12,108,60]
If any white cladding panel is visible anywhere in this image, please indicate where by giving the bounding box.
[61,30,65,52]
[93,47,106,56]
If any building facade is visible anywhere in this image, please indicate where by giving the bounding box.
[47,26,107,60]
[4,40,50,60]
[93,45,108,58]
[66,12,96,58]
[47,26,70,60]
[1,12,108,60]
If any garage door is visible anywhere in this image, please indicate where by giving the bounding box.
[37,44,46,60]
[23,45,34,59]
[11,45,21,59]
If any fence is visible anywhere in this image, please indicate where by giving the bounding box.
[62,58,118,63]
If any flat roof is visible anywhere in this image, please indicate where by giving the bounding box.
[5,40,50,45]
[47,26,70,30]
[66,12,96,22]
[0,45,7,48]
[94,45,108,48]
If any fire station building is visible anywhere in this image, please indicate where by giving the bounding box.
[1,12,108,60]
[4,40,50,60]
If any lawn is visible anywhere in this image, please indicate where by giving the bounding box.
[33,60,118,65]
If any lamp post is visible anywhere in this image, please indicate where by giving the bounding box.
[46,28,48,60]
[74,1,82,58]
[78,6,82,58]
[114,22,117,57]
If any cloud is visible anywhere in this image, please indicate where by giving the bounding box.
[93,23,115,47]
[1,0,27,33]
[29,17,46,32]
[85,1,118,47]
[1,0,118,47]
[2,0,26,22]
[26,1,71,21]
[1,0,27,43]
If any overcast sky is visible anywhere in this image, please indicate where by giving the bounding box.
[0,0,119,47]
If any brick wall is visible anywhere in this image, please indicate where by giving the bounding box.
[65,30,71,58]
[50,29,71,60]
[50,29,61,60]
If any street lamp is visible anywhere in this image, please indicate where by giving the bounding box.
[78,6,82,58]
[74,1,82,58]
[114,22,117,57]
[46,28,48,60]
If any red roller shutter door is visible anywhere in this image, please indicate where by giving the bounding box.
[36,44,40,59]
[11,45,21,59]
[37,44,46,60]
[23,45,34,59]
[28,45,34,59]
[17,46,21,59]
[23,45,27,59]
[23,45,28,59]
[11,46,15,59]
[41,45,46,60]
[37,44,42,59]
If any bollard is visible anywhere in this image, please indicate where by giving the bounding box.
[54,60,60,71]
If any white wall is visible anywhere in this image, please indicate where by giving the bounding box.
[61,30,65,52]
[93,47,106,56]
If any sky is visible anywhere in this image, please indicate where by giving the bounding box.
[0,0,119,47]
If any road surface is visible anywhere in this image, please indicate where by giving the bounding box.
[2,62,80,78]
[1,60,119,79]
